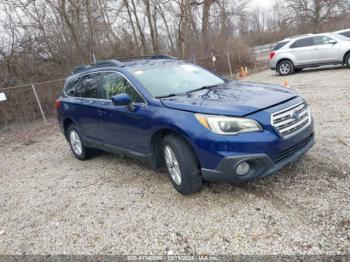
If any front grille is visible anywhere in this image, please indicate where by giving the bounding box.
[274,133,314,162]
[271,101,311,138]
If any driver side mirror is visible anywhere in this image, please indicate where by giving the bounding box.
[111,93,134,111]
[327,39,337,45]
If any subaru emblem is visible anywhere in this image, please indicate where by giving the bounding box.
[291,111,299,119]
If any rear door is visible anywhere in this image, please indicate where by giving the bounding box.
[289,37,314,65]
[73,72,106,142]
[312,35,339,63]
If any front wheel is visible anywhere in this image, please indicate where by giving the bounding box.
[345,53,350,68]
[162,134,202,195]
[277,60,294,75]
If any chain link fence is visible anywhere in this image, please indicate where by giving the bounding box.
[0,79,65,129]
[0,50,270,134]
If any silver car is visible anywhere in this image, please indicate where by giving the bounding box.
[334,28,350,39]
[269,33,350,75]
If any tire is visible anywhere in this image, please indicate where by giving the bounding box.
[67,125,93,160]
[345,53,350,68]
[162,134,202,195]
[277,60,294,76]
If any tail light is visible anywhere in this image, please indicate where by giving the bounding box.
[269,51,276,60]
[55,99,61,109]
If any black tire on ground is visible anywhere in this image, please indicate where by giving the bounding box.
[67,125,93,160]
[345,53,350,68]
[162,134,202,195]
[277,60,294,76]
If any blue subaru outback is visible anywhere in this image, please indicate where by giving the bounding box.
[56,55,314,194]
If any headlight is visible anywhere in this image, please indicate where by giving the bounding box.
[195,114,262,135]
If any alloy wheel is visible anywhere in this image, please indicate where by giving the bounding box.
[164,145,182,185]
[70,130,82,156]
[280,63,291,75]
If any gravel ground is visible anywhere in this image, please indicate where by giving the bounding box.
[0,66,349,255]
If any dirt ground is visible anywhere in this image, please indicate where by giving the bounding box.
[0,66,349,255]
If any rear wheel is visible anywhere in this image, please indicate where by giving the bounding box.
[162,134,202,195]
[277,60,294,75]
[68,125,93,160]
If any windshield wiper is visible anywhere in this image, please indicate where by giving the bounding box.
[156,84,221,99]
[156,93,182,99]
[186,84,220,94]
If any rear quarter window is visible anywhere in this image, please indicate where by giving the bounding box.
[273,41,289,51]
[64,77,80,96]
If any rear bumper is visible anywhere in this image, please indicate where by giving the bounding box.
[201,133,314,183]
[269,59,277,70]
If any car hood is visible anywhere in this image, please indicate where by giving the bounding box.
[160,80,298,116]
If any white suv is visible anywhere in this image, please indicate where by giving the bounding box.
[334,28,350,39]
[269,33,350,75]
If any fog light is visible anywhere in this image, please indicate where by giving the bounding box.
[236,161,250,176]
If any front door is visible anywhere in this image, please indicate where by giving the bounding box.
[311,36,339,63]
[96,71,149,154]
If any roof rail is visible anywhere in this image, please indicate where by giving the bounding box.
[72,65,92,74]
[117,54,177,62]
[72,59,124,74]
[284,33,314,40]
[71,55,176,74]
[94,59,124,67]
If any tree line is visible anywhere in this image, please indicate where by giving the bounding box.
[0,0,349,87]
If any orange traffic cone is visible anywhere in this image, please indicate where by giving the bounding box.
[239,66,245,78]
[283,80,289,88]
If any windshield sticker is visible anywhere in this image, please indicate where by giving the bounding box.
[0,92,6,102]
[180,64,198,72]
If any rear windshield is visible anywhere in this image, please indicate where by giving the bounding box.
[273,41,289,51]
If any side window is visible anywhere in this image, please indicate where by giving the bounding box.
[100,72,144,103]
[313,36,332,45]
[340,31,350,38]
[64,77,80,96]
[290,37,313,48]
[76,73,102,98]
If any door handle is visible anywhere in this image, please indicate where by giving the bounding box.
[97,109,106,115]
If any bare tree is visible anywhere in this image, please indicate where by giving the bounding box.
[287,0,347,33]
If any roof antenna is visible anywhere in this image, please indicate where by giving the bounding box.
[92,52,96,64]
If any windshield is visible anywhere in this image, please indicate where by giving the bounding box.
[129,63,225,98]
[333,34,350,41]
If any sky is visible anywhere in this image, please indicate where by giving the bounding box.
[249,0,275,9]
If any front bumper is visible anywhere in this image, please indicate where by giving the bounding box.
[201,133,314,183]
